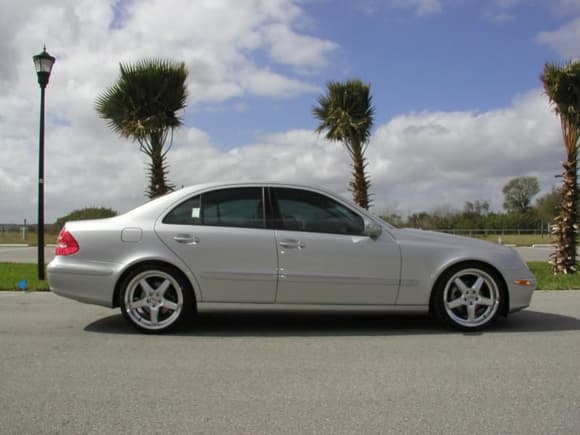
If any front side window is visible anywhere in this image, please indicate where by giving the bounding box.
[271,188,364,235]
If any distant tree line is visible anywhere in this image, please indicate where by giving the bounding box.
[381,176,561,232]
[54,207,117,230]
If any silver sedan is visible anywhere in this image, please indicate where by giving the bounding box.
[48,182,536,333]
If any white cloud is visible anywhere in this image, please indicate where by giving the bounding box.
[162,90,562,217]
[366,90,563,214]
[265,24,338,68]
[484,11,514,23]
[1,0,335,104]
[0,0,569,225]
[537,17,580,58]
[389,0,443,16]
[0,84,564,223]
[0,0,339,223]
[357,0,442,16]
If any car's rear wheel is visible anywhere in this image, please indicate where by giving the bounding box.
[119,265,193,333]
[432,264,504,331]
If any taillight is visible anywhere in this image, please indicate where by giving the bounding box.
[55,228,79,256]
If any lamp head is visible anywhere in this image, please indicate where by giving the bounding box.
[33,46,55,87]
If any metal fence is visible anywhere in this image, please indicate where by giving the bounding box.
[437,228,550,236]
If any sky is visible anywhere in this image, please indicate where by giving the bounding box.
[1,0,580,224]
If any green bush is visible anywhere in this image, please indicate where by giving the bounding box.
[54,207,118,230]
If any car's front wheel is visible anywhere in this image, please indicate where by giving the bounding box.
[432,264,504,331]
[119,264,193,333]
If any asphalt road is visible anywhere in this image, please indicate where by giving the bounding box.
[0,245,555,264]
[0,246,55,263]
[1,291,579,434]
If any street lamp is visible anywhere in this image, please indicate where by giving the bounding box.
[33,46,55,280]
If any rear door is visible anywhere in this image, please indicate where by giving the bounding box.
[155,187,278,303]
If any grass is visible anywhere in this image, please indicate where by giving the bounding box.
[0,263,49,291]
[0,261,578,291]
[527,261,580,290]
[475,234,554,246]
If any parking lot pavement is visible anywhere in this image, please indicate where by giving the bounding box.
[0,246,55,263]
[0,245,554,264]
[1,291,579,434]
[515,246,553,262]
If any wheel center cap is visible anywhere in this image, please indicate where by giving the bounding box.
[148,293,162,305]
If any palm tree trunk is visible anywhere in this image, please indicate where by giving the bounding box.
[144,132,175,199]
[350,149,371,209]
[552,158,578,273]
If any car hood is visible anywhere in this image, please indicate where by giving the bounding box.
[390,228,512,253]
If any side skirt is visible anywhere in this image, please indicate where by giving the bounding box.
[196,302,429,314]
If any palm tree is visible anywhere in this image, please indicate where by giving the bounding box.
[541,61,580,274]
[313,80,375,209]
[96,58,188,199]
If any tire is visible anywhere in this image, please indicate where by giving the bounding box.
[432,264,504,331]
[119,264,194,333]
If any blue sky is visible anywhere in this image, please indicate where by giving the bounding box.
[1,0,579,222]
[188,0,566,149]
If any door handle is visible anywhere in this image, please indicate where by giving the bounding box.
[279,239,305,250]
[173,234,199,245]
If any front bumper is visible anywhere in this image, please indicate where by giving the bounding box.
[502,265,537,312]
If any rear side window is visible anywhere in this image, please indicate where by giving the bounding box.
[163,188,264,229]
[163,196,201,225]
[202,188,264,228]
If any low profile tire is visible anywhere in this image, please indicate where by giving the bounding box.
[119,264,194,333]
[432,264,505,332]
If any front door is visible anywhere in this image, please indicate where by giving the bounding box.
[270,187,401,305]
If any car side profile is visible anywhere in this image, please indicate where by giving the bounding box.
[48,182,536,333]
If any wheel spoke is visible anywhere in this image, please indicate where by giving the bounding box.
[139,278,155,295]
[162,299,178,312]
[149,306,160,325]
[478,296,493,306]
[156,279,172,297]
[473,276,485,293]
[129,297,148,309]
[453,278,470,294]
[467,304,477,321]
[447,297,466,309]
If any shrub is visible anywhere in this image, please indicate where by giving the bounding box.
[54,207,118,230]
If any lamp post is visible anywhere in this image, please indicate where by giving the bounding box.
[33,46,55,280]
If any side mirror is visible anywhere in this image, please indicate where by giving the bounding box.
[363,221,383,240]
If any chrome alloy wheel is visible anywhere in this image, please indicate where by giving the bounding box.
[123,270,184,331]
[443,268,500,329]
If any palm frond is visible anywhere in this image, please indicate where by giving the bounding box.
[95,58,188,199]
[96,58,188,142]
[312,79,375,208]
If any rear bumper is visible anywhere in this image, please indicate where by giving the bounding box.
[47,257,119,308]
